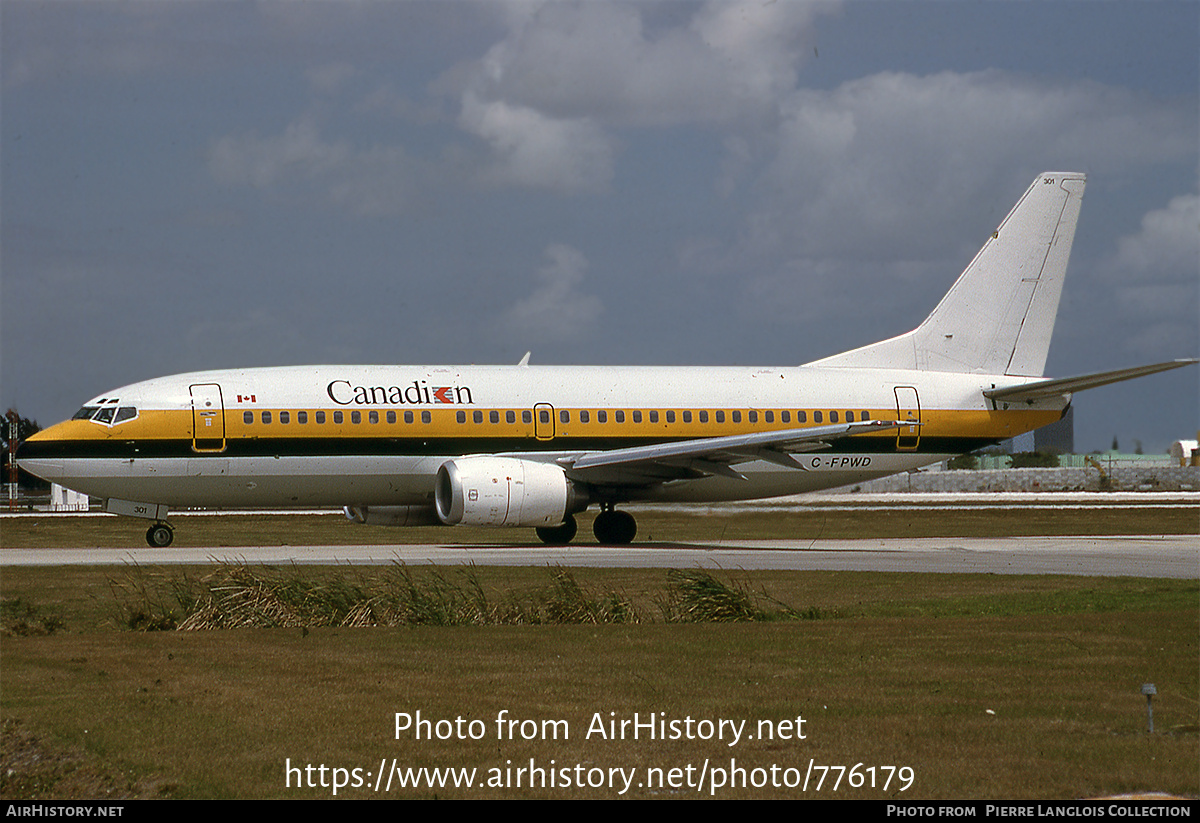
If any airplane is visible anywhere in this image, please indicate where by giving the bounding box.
[17,172,1197,548]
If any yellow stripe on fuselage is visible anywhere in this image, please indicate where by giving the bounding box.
[32,406,1061,443]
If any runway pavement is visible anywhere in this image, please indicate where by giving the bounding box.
[3,535,1196,577]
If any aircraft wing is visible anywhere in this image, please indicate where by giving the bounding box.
[984,359,1198,405]
[557,419,901,485]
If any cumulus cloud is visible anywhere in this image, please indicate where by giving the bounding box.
[306,62,357,95]
[459,92,614,192]
[462,1,832,127]
[1111,193,1200,281]
[209,118,350,188]
[1103,193,1200,358]
[207,118,425,215]
[502,243,603,341]
[445,1,835,193]
[747,71,1197,261]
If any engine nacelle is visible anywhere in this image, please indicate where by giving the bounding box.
[435,457,586,527]
[343,505,442,527]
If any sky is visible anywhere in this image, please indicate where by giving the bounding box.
[2,0,1197,454]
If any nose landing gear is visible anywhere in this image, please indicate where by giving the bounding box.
[146,522,174,547]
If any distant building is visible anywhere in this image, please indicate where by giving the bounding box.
[50,483,88,512]
[1034,406,1074,454]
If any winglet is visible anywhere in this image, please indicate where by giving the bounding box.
[517,351,531,367]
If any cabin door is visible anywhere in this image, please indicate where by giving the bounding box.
[894,386,921,451]
[190,383,227,453]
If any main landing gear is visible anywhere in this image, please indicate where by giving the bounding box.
[145,522,174,548]
[535,514,578,546]
[534,506,638,546]
[592,506,637,545]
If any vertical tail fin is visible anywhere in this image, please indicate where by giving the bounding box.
[809,172,1086,376]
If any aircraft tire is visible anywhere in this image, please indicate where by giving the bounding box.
[146,523,174,548]
[593,510,636,545]
[536,514,577,546]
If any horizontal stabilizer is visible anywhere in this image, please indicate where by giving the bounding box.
[984,359,1198,404]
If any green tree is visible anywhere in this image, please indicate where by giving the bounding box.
[947,453,979,470]
[1008,451,1060,469]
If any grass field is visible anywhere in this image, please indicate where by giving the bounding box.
[1,509,1197,800]
[1,503,1196,549]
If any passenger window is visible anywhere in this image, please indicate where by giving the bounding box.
[650,411,659,423]
[404,411,414,424]
[368,411,378,424]
[716,410,725,423]
[474,410,484,424]
[682,411,692,423]
[333,411,343,424]
[632,410,642,423]
[732,411,741,423]
[814,411,823,423]
[861,410,870,420]
[781,411,790,423]
[559,410,569,424]
[830,411,838,423]
[457,411,466,423]
[699,410,708,423]
[506,410,515,424]
[387,411,396,424]
[351,411,361,424]
[666,411,675,423]
[280,411,290,424]
[421,411,431,424]
[244,411,254,424]
[492,411,501,424]
[615,410,625,423]
[580,410,590,423]
[522,410,532,424]
[539,410,550,424]
[597,410,608,423]
[261,411,272,424]
[298,411,308,424]
[748,411,758,423]
[846,411,854,422]
[316,411,327,424]
[797,411,807,423]
[765,411,774,423]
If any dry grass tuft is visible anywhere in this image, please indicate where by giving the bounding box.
[110,563,642,629]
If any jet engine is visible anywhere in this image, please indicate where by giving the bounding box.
[343,505,442,527]
[435,457,586,527]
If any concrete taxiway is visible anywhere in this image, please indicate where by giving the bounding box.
[2,535,1196,577]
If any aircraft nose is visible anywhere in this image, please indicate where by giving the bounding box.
[14,428,62,481]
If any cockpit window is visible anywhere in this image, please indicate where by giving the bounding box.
[75,404,138,426]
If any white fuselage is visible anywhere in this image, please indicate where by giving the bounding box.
[18,363,1062,509]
